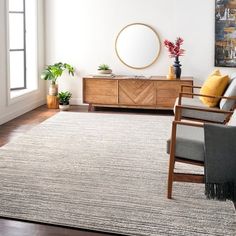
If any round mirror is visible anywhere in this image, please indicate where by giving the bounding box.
[115,23,161,69]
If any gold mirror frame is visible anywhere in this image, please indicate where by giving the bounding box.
[115,23,161,69]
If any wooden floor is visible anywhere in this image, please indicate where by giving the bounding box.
[0,105,172,236]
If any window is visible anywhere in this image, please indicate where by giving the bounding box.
[9,0,26,90]
[8,0,38,93]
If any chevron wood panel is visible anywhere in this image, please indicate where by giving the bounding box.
[119,80,156,105]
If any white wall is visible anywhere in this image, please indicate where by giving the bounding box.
[0,0,46,125]
[45,0,236,105]
[1,0,236,123]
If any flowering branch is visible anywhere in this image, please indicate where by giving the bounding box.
[164,37,185,58]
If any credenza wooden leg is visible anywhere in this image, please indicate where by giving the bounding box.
[88,104,93,112]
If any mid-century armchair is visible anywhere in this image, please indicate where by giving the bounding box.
[166,105,235,200]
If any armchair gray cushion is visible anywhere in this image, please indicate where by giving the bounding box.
[174,97,227,123]
[167,125,204,162]
[229,72,236,80]
[228,110,236,126]
[219,78,236,111]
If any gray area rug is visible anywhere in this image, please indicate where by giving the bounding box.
[0,112,235,235]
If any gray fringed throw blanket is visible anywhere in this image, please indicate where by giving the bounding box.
[204,124,236,202]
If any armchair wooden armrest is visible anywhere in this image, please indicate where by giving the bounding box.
[178,92,236,105]
[173,120,204,128]
[174,104,234,123]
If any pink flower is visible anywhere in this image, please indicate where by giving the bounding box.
[164,37,185,58]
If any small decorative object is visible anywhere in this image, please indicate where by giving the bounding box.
[41,62,75,96]
[166,65,175,80]
[164,37,185,79]
[98,64,112,74]
[57,91,72,111]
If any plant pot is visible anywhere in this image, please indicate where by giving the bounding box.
[49,83,58,96]
[98,69,112,74]
[59,104,70,111]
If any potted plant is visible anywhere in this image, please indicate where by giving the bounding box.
[57,91,72,111]
[41,62,74,95]
[98,64,112,74]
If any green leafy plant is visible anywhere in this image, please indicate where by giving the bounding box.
[57,91,72,105]
[98,64,110,71]
[41,62,75,84]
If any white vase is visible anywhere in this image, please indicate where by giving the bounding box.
[59,104,70,111]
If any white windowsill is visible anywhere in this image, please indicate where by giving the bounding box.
[8,88,40,106]
[10,88,37,99]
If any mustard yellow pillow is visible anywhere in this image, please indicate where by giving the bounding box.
[199,70,229,107]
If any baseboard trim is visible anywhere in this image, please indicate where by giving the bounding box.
[0,99,46,125]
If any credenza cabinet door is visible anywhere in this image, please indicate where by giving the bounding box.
[118,80,156,106]
[83,79,118,104]
[156,81,193,108]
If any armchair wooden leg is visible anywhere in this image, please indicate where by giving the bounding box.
[167,153,175,199]
[167,121,177,199]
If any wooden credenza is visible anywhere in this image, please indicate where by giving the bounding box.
[83,76,193,110]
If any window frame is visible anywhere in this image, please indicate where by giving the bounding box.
[8,0,27,91]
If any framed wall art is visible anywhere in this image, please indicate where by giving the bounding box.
[215,0,236,67]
